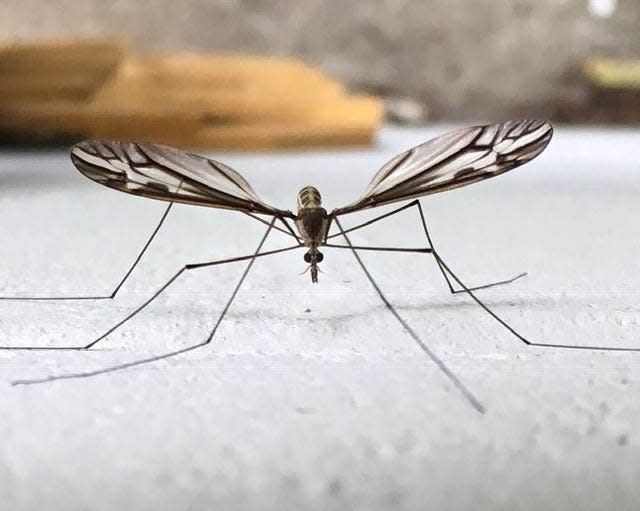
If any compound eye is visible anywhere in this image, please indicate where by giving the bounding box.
[316,252,324,263]
[304,252,312,263]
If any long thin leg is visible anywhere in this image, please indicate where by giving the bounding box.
[335,206,640,352]
[324,243,431,254]
[330,200,526,294]
[334,217,486,414]
[1,223,300,351]
[413,200,526,294]
[244,212,299,241]
[12,219,278,386]
[327,201,418,240]
[0,208,298,303]
[277,215,301,244]
[0,202,175,301]
[432,252,640,352]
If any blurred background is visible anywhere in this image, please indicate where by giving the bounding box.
[0,0,638,150]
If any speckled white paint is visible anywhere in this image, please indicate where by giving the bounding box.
[1,126,639,510]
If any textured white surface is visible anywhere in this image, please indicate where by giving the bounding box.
[1,126,640,510]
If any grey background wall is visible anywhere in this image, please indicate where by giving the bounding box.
[1,0,638,120]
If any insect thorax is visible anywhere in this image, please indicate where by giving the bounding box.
[297,186,322,211]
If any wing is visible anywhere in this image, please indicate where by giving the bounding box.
[70,140,294,217]
[335,120,553,215]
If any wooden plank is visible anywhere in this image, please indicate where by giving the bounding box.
[0,93,381,150]
[92,86,381,124]
[0,37,126,74]
[0,92,382,126]
[0,39,381,149]
[90,54,345,109]
[0,73,110,101]
[194,122,377,151]
[0,102,201,135]
[0,38,126,102]
[131,53,342,89]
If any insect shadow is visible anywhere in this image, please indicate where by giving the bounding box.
[3,120,638,414]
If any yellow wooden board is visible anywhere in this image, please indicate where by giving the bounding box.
[585,58,640,89]
[0,38,382,150]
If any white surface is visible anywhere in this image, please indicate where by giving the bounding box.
[1,126,640,510]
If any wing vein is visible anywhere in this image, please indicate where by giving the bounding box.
[71,140,293,217]
[335,120,553,215]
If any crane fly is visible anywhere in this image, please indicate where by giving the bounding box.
[4,120,638,413]
[69,119,552,283]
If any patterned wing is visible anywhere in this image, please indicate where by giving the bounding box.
[335,120,553,215]
[71,140,293,217]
